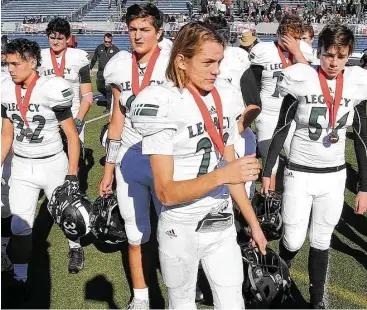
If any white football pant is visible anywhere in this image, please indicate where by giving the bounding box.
[282,167,346,251]
[9,152,68,236]
[158,217,244,310]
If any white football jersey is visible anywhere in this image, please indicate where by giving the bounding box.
[158,37,173,55]
[250,40,313,114]
[219,46,250,90]
[1,76,74,158]
[278,63,367,168]
[1,63,10,81]
[39,48,90,117]
[103,49,169,148]
[130,81,243,223]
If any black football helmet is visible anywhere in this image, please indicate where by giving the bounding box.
[48,186,92,241]
[241,242,291,308]
[238,191,283,242]
[90,194,127,244]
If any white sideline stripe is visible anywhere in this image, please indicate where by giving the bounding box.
[85,114,109,124]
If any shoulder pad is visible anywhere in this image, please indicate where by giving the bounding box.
[278,63,315,97]
[1,77,14,106]
[216,79,244,116]
[299,40,314,62]
[69,48,90,67]
[249,42,272,65]
[131,83,178,137]
[104,51,132,86]
[346,66,367,98]
[40,48,49,57]
[40,76,74,109]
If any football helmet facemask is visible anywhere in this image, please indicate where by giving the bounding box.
[241,243,291,308]
[238,191,283,242]
[48,186,91,241]
[90,194,127,244]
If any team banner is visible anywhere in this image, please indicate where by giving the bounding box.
[2,21,367,36]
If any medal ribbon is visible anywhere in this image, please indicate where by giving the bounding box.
[15,74,39,127]
[50,48,66,77]
[317,67,344,129]
[131,46,160,96]
[275,42,294,68]
[187,86,225,156]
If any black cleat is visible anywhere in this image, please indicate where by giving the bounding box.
[68,247,84,274]
[8,279,30,307]
[311,301,326,309]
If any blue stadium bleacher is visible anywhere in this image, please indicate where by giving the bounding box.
[1,0,89,22]
[83,0,121,22]
[83,0,197,21]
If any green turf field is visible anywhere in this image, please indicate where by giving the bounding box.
[2,77,366,309]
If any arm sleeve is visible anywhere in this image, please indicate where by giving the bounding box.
[52,107,73,122]
[262,94,298,177]
[352,100,367,192]
[249,65,263,93]
[1,104,8,119]
[79,65,91,84]
[240,67,262,108]
[90,47,99,69]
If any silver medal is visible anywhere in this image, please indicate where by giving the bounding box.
[24,127,33,139]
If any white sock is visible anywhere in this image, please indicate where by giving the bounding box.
[14,263,28,282]
[133,288,149,301]
[1,237,10,253]
[68,238,81,249]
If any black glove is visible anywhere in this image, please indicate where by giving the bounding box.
[62,175,80,196]
[74,118,85,135]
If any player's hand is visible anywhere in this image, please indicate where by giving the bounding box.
[281,35,301,56]
[250,225,268,255]
[220,154,261,184]
[355,191,367,215]
[99,173,114,197]
[261,177,271,195]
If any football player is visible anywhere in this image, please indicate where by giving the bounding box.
[38,17,92,273]
[130,21,267,309]
[203,15,259,199]
[1,34,13,273]
[246,14,313,190]
[262,23,367,309]
[98,4,169,308]
[302,24,319,65]
[1,39,79,295]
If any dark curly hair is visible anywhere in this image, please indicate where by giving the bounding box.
[203,15,230,45]
[277,14,304,38]
[318,23,355,57]
[46,17,71,38]
[5,38,41,67]
[126,3,163,31]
